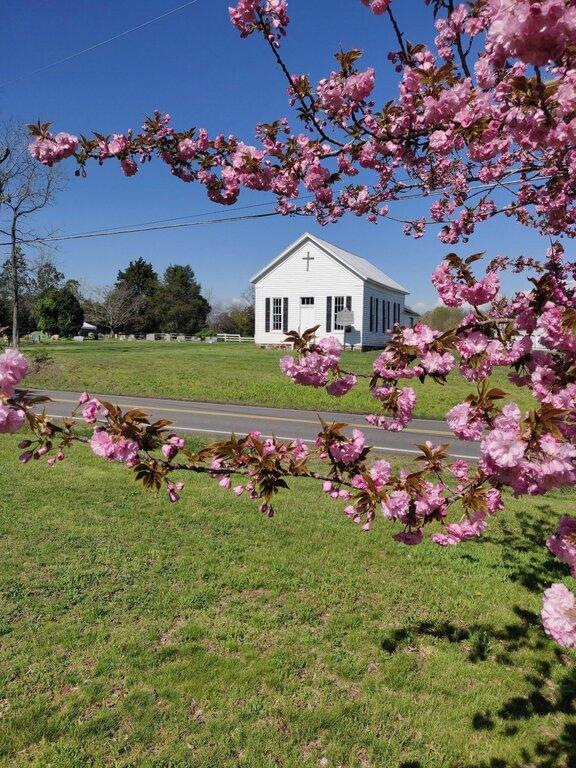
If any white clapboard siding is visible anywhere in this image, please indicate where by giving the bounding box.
[254,241,364,345]
[252,233,411,350]
[362,285,408,347]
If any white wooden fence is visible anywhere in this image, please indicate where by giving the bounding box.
[112,333,255,343]
[216,334,255,343]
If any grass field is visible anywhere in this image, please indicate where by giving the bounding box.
[21,341,536,419]
[0,434,575,767]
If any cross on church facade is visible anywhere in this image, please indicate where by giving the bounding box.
[302,252,315,271]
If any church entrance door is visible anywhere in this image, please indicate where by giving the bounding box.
[299,301,316,334]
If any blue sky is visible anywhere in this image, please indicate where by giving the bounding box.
[2,0,554,310]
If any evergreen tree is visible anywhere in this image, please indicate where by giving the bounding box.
[161,264,211,334]
[116,258,161,333]
[0,248,34,336]
[30,257,64,297]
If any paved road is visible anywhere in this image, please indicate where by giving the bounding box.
[29,388,480,459]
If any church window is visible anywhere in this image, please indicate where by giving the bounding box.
[301,297,314,305]
[334,296,345,329]
[272,297,283,330]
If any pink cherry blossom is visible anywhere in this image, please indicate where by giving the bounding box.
[0,404,24,434]
[90,429,139,463]
[481,428,526,468]
[0,348,29,397]
[446,402,484,441]
[360,0,390,14]
[28,131,78,165]
[82,399,101,424]
[326,373,357,396]
[329,429,366,464]
[542,583,576,647]
[547,516,576,576]
[290,437,309,461]
[487,0,576,67]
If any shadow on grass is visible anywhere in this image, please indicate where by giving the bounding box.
[460,663,576,768]
[385,505,576,768]
[387,611,576,768]
[489,504,568,593]
[380,606,545,664]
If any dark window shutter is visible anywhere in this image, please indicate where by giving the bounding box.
[265,298,270,333]
[375,298,379,331]
[387,301,390,331]
[326,296,332,332]
[369,297,373,332]
[283,297,289,333]
[346,296,352,311]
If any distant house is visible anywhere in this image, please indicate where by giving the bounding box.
[250,232,417,350]
[403,305,421,328]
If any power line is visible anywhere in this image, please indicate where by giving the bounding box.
[2,174,548,247]
[58,196,313,238]
[5,211,281,246]
[1,0,204,88]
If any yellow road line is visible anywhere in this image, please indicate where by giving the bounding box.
[47,396,454,438]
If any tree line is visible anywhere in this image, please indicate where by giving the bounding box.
[84,258,211,335]
[0,253,215,338]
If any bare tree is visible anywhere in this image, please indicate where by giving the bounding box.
[84,284,143,335]
[209,286,255,336]
[0,121,65,347]
[240,284,255,308]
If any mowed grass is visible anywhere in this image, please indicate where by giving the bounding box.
[0,435,575,767]
[22,341,536,419]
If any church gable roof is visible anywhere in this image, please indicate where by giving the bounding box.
[250,232,409,294]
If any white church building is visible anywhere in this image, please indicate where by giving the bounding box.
[251,232,419,350]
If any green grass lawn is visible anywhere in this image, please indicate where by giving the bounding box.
[21,340,536,419]
[0,434,574,767]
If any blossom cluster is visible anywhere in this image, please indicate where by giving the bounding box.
[367,323,455,430]
[229,0,289,44]
[280,336,357,396]
[0,349,28,435]
[486,0,576,67]
[29,0,576,238]
[360,0,391,14]
[542,583,576,647]
[90,430,139,463]
[547,516,576,576]
[28,131,78,166]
